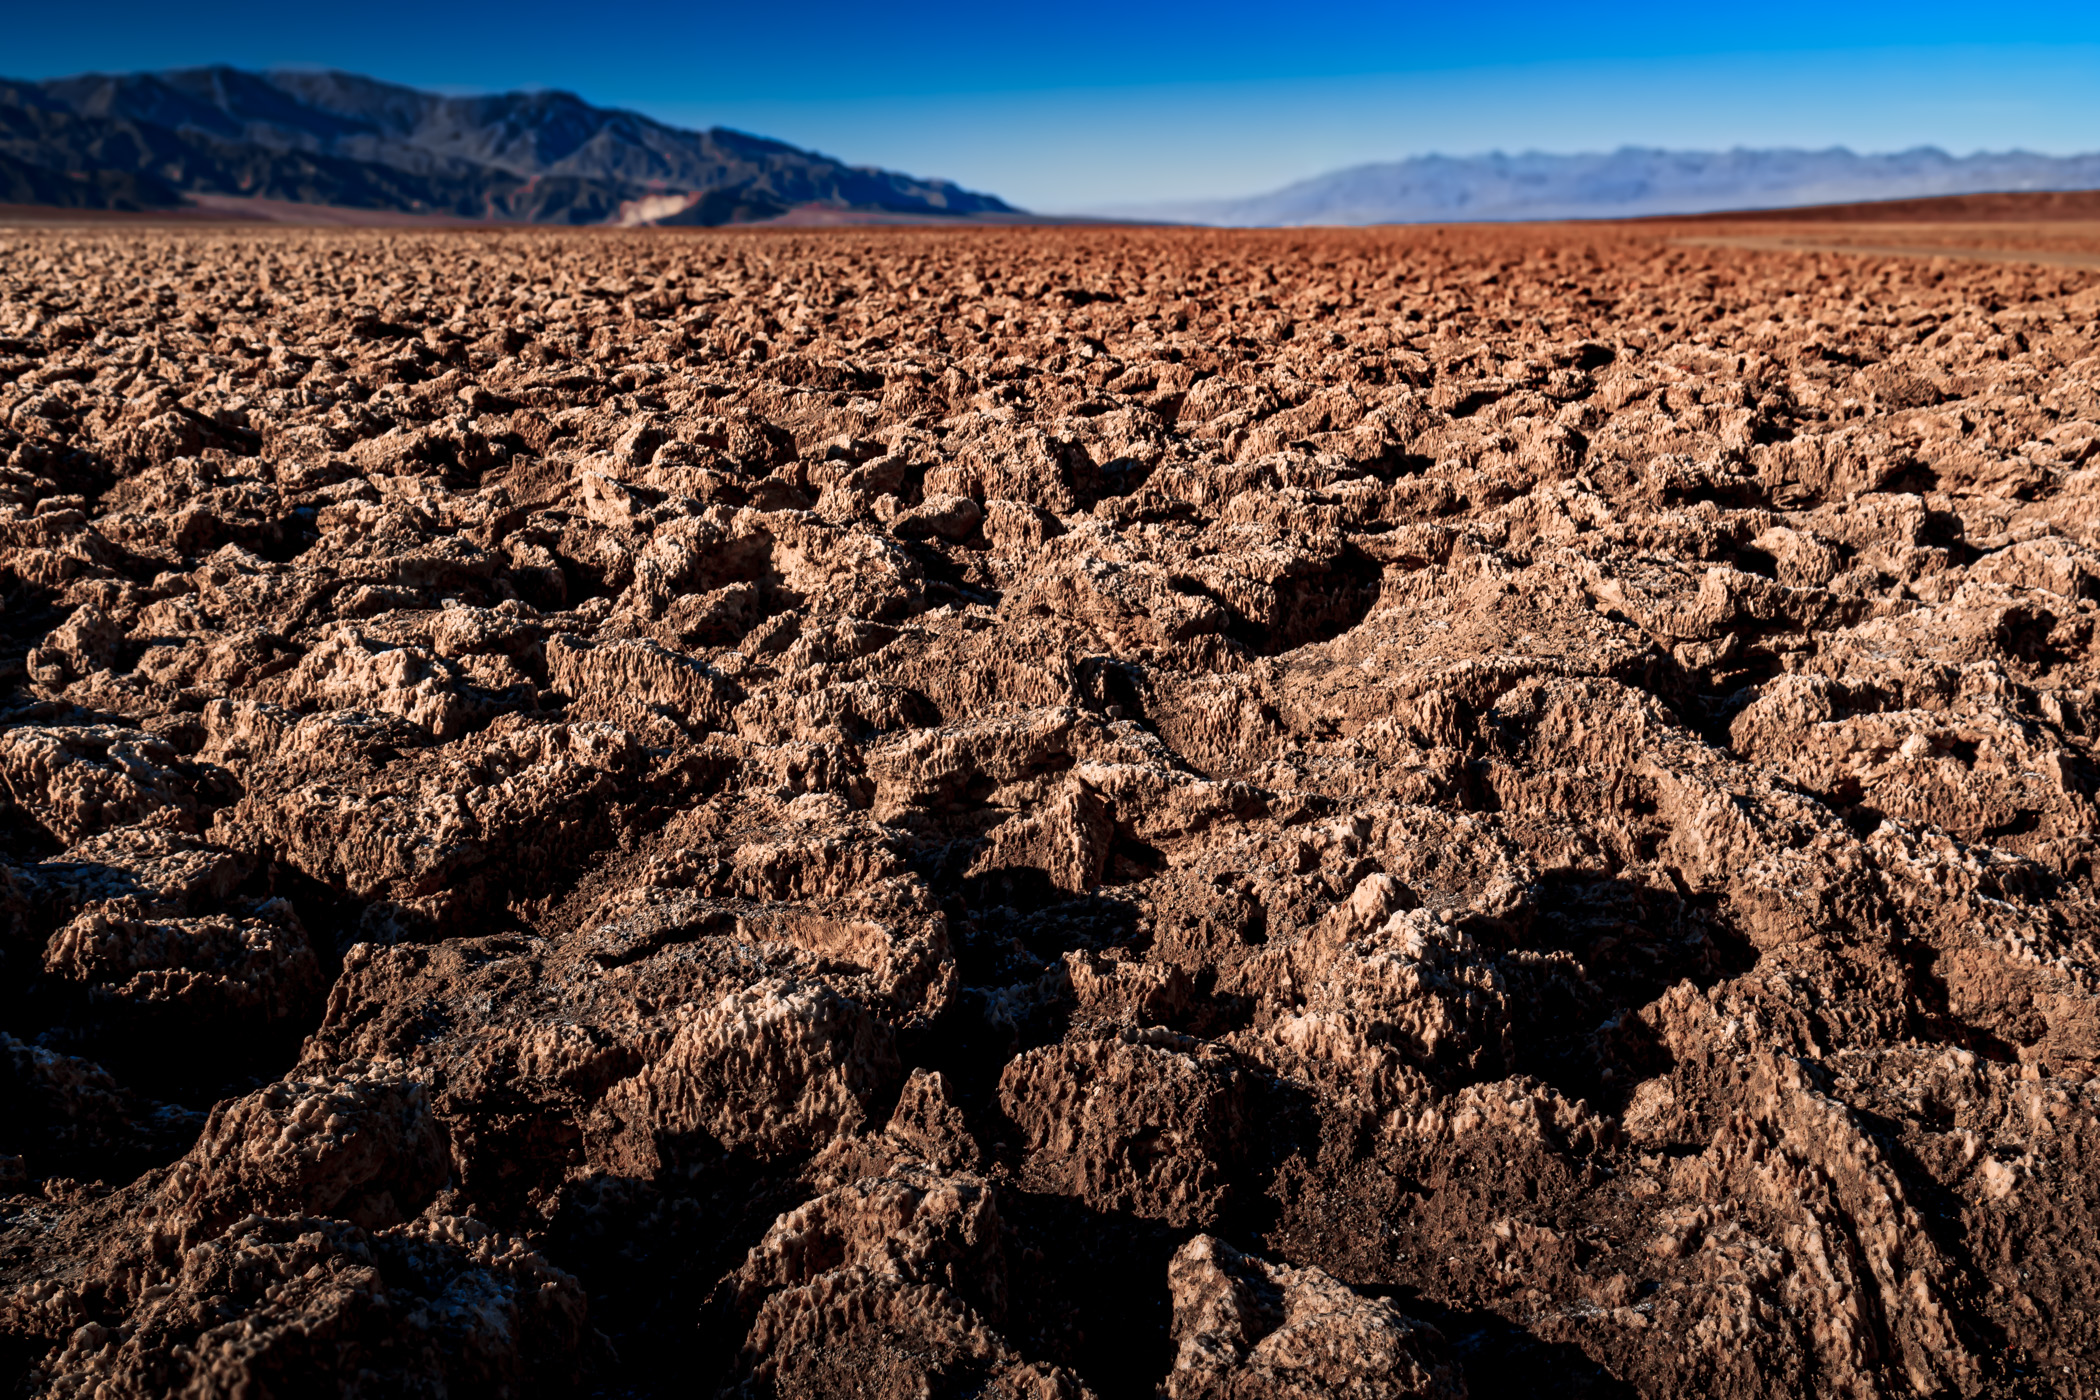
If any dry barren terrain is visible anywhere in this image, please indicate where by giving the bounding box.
[3,219,2100,1399]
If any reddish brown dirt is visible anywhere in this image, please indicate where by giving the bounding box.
[2,221,2100,1399]
[1669,188,2100,224]
[1653,203,2100,264]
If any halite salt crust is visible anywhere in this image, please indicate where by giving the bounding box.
[1,221,2098,1397]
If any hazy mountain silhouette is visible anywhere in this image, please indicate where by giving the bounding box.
[1118,146,2100,225]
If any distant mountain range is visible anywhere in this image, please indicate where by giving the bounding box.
[1121,147,2100,226]
[0,66,1019,225]
[13,73,2096,231]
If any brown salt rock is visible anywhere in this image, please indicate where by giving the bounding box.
[300,876,947,1205]
[1863,820,2100,1062]
[1609,989,1980,1397]
[154,1068,449,1241]
[1164,1234,1463,1400]
[25,827,257,929]
[998,1029,1247,1227]
[591,977,899,1171]
[725,1161,1092,1399]
[546,631,737,737]
[1249,874,1514,1082]
[883,1066,984,1171]
[983,497,1065,551]
[0,726,197,844]
[43,895,321,1024]
[890,491,984,543]
[29,1214,588,1400]
[13,219,2100,1398]
[1064,948,1194,1028]
[271,627,489,740]
[23,604,124,690]
[215,716,646,937]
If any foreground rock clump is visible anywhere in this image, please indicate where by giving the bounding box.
[2,221,2099,1397]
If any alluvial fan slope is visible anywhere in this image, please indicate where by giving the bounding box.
[1,222,2099,1399]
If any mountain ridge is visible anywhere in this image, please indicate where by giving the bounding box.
[0,66,1020,225]
[1111,145,2100,226]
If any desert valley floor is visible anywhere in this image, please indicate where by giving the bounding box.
[2,216,2100,1398]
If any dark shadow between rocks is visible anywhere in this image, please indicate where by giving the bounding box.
[0,851,368,1190]
[1075,654,1150,728]
[897,537,1000,611]
[551,1164,819,1400]
[1221,1070,1324,1246]
[0,1330,52,1400]
[0,578,64,701]
[1899,939,2024,1064]
[1091,454,1158,501]
[1227,543,1385,656]
[951,880,1144,974]
[920,884,1146,1103]
[999,1189,1185,1400]
[1420,1298,1639,1400]
[1470,872,1758,1111]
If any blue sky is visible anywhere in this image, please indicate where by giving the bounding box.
[12,1,2100,212]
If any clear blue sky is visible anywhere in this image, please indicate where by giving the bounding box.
[12,1,2100,212]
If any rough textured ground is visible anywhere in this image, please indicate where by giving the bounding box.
[2,222,2099,1399]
